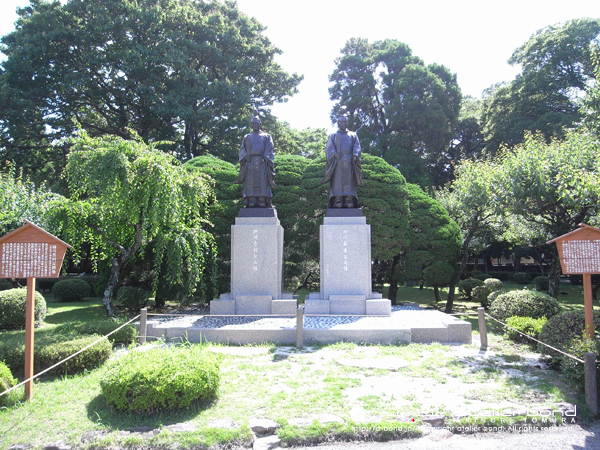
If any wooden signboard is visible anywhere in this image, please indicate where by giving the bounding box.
[0,220,71,400]
[548,223,600,339]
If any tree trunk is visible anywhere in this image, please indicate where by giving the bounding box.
[547,258,562,298]
[388,255,401,305]
[446,228,475,313]
[102,257,120,317]
[433,286,442,303]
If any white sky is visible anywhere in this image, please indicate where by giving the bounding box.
[2,0,600,130]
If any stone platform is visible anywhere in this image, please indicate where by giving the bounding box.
[139,307,472,346]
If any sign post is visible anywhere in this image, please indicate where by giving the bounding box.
[0,220,71,400]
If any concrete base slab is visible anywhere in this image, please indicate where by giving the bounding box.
[236,295,272,315]
[329,295,366,315]
[305,300,329,314]
[210,300,235,315]
[366,299,391,316]
[271,299,297,314]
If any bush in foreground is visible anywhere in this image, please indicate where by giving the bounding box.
[488,289,560,323]
[51,278,91,302]
[101,344,221,412]
[0,334,112,376]
[0,361,18,407]
[538,310,600,361]
[505,316,547,348]
[472,285,493,307]
[0,288,46,330]
[561,335,600,387]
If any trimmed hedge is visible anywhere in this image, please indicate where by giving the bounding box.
[0,361,18,407]
[484,278,503,292]
[487,290,503,307]
[116,286,149,312]
[472,285,493,308]
[488,289,561,323]
[458,278,484,300]
[52,278,91,302]
[0,288,46,330]
[561,337,600,388]
[0,334,112,376]
[511,272,532,284]
[474,273,492,281]
[505,316,547,347]
[533,276,549,292]
[101,344,221,412]
[538,310,600,361]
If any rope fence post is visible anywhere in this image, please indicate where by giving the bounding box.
[139,308,147,344]
[477,307,488,349]
[585,352,598,415]
[296,308,303,348]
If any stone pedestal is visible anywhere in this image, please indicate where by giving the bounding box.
[305,209,391,316]
[210,209,296,315]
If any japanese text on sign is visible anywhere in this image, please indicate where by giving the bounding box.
[562,239,600,273]
[1,242,58,278]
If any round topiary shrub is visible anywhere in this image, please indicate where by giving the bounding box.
[116,286,149,312]
[52,278,91,302]
[486,290,503,307]
[458,278,484,300]
[0,361,18,407]
[74,319,138,345]
[560,336,600,387]
[0,333,112,376]
[511,272,532,284]
[101,344,222,412]
[488,289,561,323]
[538,310,600,360]
[0,288,46,330]
[505,316,547,347]
[472,285,493,307]
[484,278,503,292]
[533,276,549,292]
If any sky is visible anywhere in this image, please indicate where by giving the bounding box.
[2,0,600,131]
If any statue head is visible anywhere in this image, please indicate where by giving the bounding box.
[337,106,349,132]
[251,108,261,132]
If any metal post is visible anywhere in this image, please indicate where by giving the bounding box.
[477,307,488,349]
[24,277,36,400]
[585,352,598,415]
[296,308,303,348]
[139,308,147,344]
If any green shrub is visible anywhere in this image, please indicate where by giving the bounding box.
[101,344,222,412]
[116,286,149,312]
[458,278,484,300]
[0,361,18,406]
[51,278,91,302]
[0,288,46,330]
[474,273,492,281]
[472,285,493,307]
[488,289,561,323]
[0,334,112,376]
[484,278,503,292]
[94,277,108,298]
[533,276,549,292]
[560,335,600,387]
[486,290,503,307]
[511,272,532,284]
[0,280,13,291]
[538,310,600,361]
[505,316,547,347]
[70,320,138,345]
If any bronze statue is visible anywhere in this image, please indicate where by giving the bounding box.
[320,107,363,208]
[234,109,275,207]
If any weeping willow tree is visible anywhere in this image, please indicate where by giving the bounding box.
[53,133,216,317]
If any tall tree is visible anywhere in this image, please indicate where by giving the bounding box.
[328,38,462,187]
[482,18,600,154]
[0,0,301,180]
[53,133,216,317]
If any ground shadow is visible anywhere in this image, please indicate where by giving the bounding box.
[86,393,217,431]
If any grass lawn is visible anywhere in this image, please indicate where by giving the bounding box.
[0,282,597,449]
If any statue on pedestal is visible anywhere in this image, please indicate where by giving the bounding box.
[234,109,275,208]
[320,106,363,208]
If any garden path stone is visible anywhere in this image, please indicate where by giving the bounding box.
[337,357,409,371]
[8,445,31,450]
[249,418,279,434]
[317,413,344,424]
[43,443,70,450]
[421,415,445,427]
[165,423,196,432]
[252,435,281,450]
[208,418,239,429]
